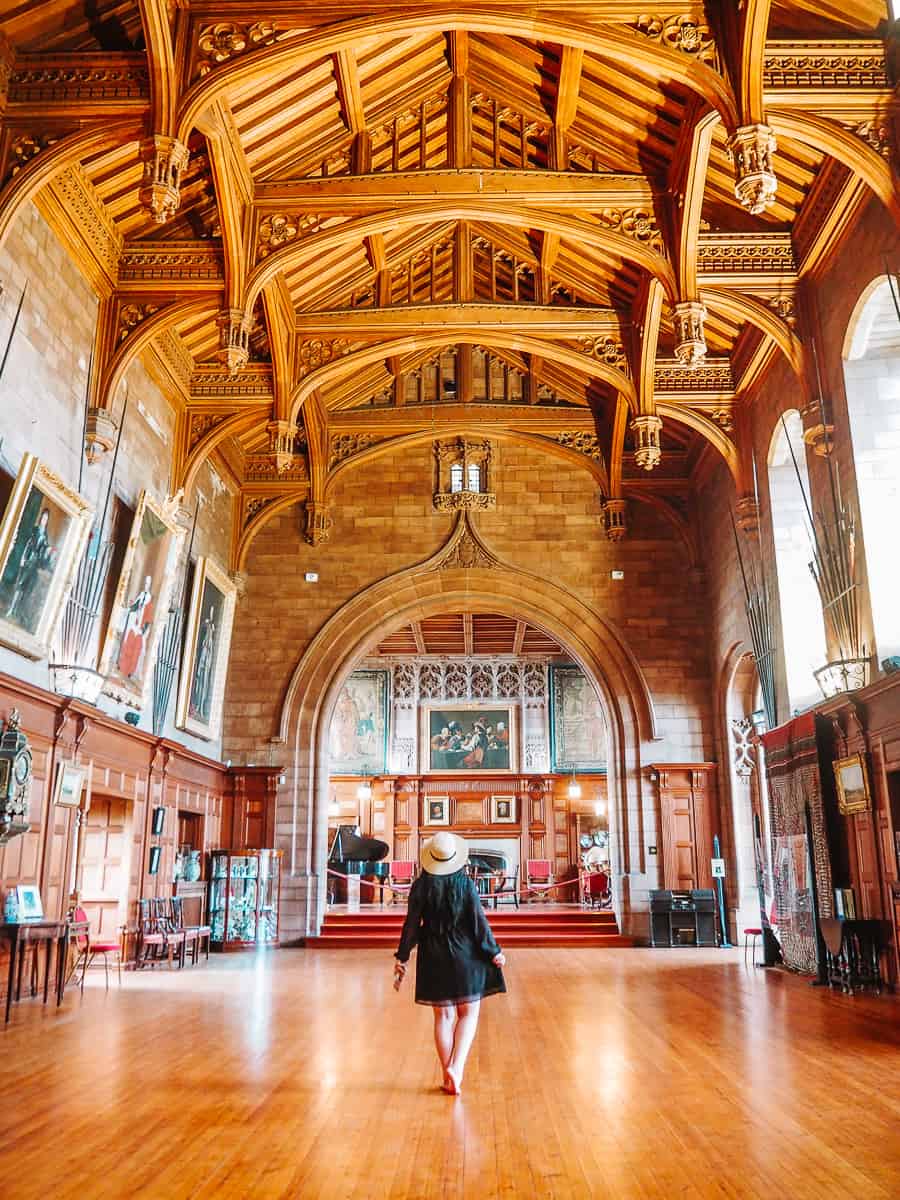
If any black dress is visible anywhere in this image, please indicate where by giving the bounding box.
[395,872,507,1007]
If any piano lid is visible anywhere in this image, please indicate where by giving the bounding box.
[328,824,389,863]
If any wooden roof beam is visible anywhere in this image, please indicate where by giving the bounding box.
[253,171,656,212]
[446,32,471,167]
[513,621,526,656]
[630,277,665,471]
[550,45,583,170]
[138,0,179,134]
[292,303,624,338]
[197,100,252,311]
[463,613,473,657]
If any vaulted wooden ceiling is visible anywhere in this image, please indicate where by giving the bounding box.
[0,1,895,568]
[376,613,564,658]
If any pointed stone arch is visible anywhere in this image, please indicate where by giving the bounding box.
[273,512,659,939]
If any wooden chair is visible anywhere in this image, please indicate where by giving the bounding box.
[153,898,187,967]
[136,899,181,969]
[582,871,611,909]
[486,866,519,910]
[171,896,211,964]
[69,906,123,990]
[388,860,416,904]
[525,859,555,903]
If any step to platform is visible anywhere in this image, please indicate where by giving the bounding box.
[307,905,633,949]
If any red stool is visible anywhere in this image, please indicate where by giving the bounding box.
[743,927,762,967]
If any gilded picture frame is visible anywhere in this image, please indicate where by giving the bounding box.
[420,702,517,774]
[175,556,237,741]
[423,795,450,826]
[0,453,92,661]
[52,760,86,808]
[834,753,871,816]
[490,794,516,824]
[98,490,183,709]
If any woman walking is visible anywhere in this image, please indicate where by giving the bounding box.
[393,832,506,1095]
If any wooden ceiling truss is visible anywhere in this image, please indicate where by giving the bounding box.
[0,3,897,566]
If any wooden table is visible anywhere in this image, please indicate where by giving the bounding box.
[1,919,83,1024]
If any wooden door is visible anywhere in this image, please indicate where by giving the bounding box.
[655,765,718,891]
[79,797,132,938]
[661,788,698,889]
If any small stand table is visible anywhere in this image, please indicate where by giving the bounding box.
[1,918,82,1024]
[820,917,888,996]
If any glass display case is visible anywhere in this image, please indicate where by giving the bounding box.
[208,849,282,950]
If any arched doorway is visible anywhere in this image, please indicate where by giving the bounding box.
[274,516,656,939]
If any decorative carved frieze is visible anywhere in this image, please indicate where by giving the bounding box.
[654,358,734,394]
[9,55,150,103]
[118,301,159,343]
[189,412,231,452]
[439,528,497,570]
[697,233,796,278]
[119,241,223,284]
[603,498,627,542]
[244,455,308,484]
[596,208,664,253]
[297,338,352,379]
[846,118,894,162]
[47,164,122,282]
[330,433,377,467]
[673,300,707,367]
[575,335,628,372]
[763,41,888,90]
[242,494,278,530]
[138,134,189,224]
[433,491,497,512]
[711,407,734,434]
[556,431,606,467]
[731,716,756,780]
[765,294,797,326]
[215,308,249,374]
[190,367,272,399]
[4,132,59,185]
[726,124,778,215]
[255,212,321,260]
[631,414,663,472]
[195,22,281,76]
[634,15,717,65]
[304,499,332,546]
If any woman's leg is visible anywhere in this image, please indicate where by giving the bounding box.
[446,999,481,1093]
[433,1004,457,1081]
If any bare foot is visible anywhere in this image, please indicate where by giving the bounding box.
[444,1067,462,1095]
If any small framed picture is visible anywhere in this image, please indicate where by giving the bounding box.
[151,806,165,836]
[53,761,85,808]
[16,883,43,920]
[834,753,870,816]
[148,845,162,875]
[423,795,450,826]
[491,795,516,824]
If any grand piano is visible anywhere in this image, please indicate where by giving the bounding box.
[327,824,390,904]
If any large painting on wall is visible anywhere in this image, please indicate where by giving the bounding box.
[98,490,183,708]
[0,453,92,660]
[328,670,389,774]
[421,703,517,773]
[175,556,237,741]
[549,666,607,773]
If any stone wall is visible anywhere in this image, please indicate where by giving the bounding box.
[0,202,235,757]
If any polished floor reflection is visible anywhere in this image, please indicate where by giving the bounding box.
[1,948,898,1199]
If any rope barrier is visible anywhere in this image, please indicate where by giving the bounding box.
[324,867,610,905]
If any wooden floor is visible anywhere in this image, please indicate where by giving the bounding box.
[1,949,898,1199]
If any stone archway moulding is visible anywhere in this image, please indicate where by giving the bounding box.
[274,511,660,936]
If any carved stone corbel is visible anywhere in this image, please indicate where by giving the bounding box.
[215,308,250,374]
[84,406,118,465]
[138,135,189,224]
[267,420,298,473]
[673,300,707,367]
[304,500,332,546]
[800,402,834,457]
[734,494,760,539]
[602,498,627,541]
[726,124,778,215]
[630,414,662,471]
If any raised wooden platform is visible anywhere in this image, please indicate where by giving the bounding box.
[309,904,633,948]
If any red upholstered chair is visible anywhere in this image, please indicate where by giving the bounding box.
[388,860,416,904]
[525,859,554,902]
[71,906,123,991]
[583,871,611,910]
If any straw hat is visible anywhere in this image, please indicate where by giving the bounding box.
[420,831,469,876]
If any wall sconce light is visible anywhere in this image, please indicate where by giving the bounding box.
[593,797,606,817]
[567,771,581,800]
[356,770,373,802]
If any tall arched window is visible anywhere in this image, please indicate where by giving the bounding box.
[842,277,900,661]
[767,411,828,711]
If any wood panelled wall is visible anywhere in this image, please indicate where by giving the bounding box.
[0,673,229,999]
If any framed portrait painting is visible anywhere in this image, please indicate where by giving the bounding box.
[98,491,183,708]
[423,795,450,826]
[328,670,389,775]
[490,795,516,824]
[175,556,237,741]
[0,453,92,660]
[549,665,607,773]
[421,703,516,774]
[834,753,870,816]
[52,761,86,807]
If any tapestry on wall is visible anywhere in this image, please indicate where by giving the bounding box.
[549,665,607,772]
[762,712,832,974]
[328,669,389,775]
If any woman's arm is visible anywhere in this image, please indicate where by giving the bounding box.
[468,878,502,960]
[394,876,425,963]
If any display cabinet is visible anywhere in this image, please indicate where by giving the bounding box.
[208,849,282,950]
